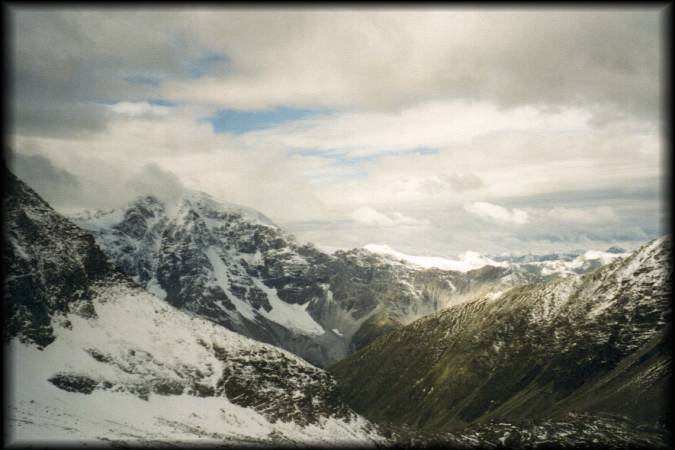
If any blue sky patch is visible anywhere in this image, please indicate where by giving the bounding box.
[187,52,230,78]
[123,73,164,86]
[205,107,325,134]
[288,147,439,182]
[148,99,177,107]
[288,147,439,166]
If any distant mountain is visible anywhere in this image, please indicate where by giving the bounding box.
[3,171,384,445]
[363,244,507,272]
[330,236,671,432]
[71,194,627,367]
[5,170,669,447]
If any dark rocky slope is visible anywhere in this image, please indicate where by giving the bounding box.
[330,236,671,432]
[3,169,112,347]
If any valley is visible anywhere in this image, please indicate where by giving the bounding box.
[3,169,671,447]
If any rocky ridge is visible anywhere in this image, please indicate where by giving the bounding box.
[3,171,385,445]
[330,236,671,432]
[70,193,624,367]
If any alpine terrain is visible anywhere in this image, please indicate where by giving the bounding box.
[70,193,627,368]
[4,169,670,448]
[3,169,385,446]
[331,235,672,443]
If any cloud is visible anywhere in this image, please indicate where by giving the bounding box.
[464,202,529,226]
[161,10,660,120]
[241,101,592,157]
[421,173,485,194]
[9,151,82,203]
[125,163,185,205]
[8,146,186,212]
[544,206,620,225]
[352,207,429,227]
[10,9,662,138]
[10,10,193,137]
[7,9,665,256]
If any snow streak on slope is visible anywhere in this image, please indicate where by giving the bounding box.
[5,281,384,446]
[206,246,324,335]
[72,191,327,339]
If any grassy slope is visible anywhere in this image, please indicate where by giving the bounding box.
[330,240,671,431]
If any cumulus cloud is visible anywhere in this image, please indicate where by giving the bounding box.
[464,202,529,226]
[352,207,429,227]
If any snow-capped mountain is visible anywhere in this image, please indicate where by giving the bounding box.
[363,244,507,272]
[4,170,669,448]
[493,247,632,278]
[70,193,630,367]
[3,170,385,446]
[331,236,671,432]
[365,243,631,280]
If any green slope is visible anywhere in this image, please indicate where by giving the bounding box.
[330,237,671,432]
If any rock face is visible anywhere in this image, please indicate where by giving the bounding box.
[71,193,616,367]
[3,169,111,348]
[382,412,670,448]
[330,237,671,431]
[3,171,385,445]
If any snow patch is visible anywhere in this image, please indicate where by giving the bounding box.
[205,246,257,322]
[250,277,326,336]
[146,277,167,300]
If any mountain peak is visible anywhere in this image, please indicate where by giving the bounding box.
[179,189,278,229]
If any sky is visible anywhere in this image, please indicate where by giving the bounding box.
[6,7,669,256]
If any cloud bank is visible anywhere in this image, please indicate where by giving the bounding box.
[7,7,667,255]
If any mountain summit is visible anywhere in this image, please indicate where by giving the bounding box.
[3,172,384,445]
[71,192,629,367]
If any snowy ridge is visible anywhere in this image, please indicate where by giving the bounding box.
[363,244,507,272]
[331,236,671,432]
[183,190,278,229]
[364,243,631,277]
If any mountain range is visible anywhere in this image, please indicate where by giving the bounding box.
[68,192,628,368]
[3,170,383,445]
[3,168,671,447]
[330,236,671,431]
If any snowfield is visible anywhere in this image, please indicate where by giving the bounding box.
[5,281,385,446]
